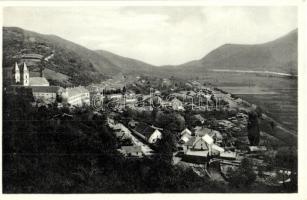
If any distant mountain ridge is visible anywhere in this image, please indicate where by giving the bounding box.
[173,29,297,75]
[95,50,157,74]
[3,27,297,86]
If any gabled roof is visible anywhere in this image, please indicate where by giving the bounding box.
[121,146,142,153]
[66,86,89,98]
[184,134,214,148]
[171,98,182,103]
[192,114,205,122]
[180,133,192,143]
[31,86,60,93]
[195,127,211,137]
[202,134,214,145]
[194,127,222,140]
[180,128,192,136]
[134,123,157,139]
[30,77,49,86]
[184,136,197,147]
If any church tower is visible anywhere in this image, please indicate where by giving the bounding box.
[12,62,20,84]
[22,62,30,86]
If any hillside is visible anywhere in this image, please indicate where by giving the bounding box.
[174,29,298,75]
[3,27,298,86]
[3,27,157,86]
[95,50,157,74]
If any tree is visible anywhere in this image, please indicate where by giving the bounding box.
[227,158,257,188]
[247,111,260,146]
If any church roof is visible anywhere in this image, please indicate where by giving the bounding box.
[30,77,49,86]
[12,62,19,73]
[31,86,60,93]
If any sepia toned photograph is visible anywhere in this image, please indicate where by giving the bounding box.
[2,4,299,194]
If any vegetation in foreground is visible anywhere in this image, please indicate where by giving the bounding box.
[3,93,296,193]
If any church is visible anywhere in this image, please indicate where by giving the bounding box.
[10,62,61,103]
[12,62,50,87]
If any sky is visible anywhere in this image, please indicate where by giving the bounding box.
[3,6,297,66]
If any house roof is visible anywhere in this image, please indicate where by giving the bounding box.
[181,128,192,136]
[30,77,49,86]
[202,134,214,145]
[30,86,60,93]
[185,149,209,157]
[212,144,225,153]
[66,86,89,98]
[171,98,182,103]
[134,123,157,139]
[121,146,142,153]
[192,114,205,122]
[180,133,192,143]
[195,127,222,140]
[184,136,197,146]
[220,151,237,159]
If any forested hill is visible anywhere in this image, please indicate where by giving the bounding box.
[3,27,158,86]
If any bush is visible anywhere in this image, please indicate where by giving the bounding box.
[227,158,257,188]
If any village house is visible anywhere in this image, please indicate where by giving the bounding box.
[132,122,162,144]
[63,86,90,107]
[119,146,143,157]
[181,133,225,163]
[194,126,223,145]
[181,135,212,163]
[170,98,184,111]
[191,114,206,125]
[179,128,193,144]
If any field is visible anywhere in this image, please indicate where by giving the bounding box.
[236,90,297,133]
[197,72,297,139]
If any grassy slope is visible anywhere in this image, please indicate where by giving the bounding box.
[3,27,118,86]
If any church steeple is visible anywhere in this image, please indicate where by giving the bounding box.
[12,62,20,84]
[22,62,29,86]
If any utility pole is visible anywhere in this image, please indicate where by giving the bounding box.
[149,87,153,111]
[198,91,201,108]
[191,97,194,110]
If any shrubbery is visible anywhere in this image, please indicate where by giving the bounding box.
[3,93,226,193]
[226,158,257,188]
